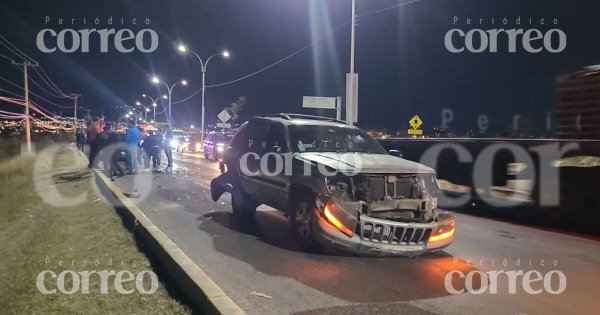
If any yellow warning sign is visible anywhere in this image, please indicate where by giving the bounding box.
[409,115,423,129]
[408,115,423,135]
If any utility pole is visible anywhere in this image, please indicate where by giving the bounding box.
[350,0,356,75]
[23,62,31,152]
[12,60,38,152]
[345,0,358,126]
[70,93,81,135]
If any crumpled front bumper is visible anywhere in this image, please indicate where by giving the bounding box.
[314,209,455,257]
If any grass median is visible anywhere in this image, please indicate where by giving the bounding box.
[0,144,190,314]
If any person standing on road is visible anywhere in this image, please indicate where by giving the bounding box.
[142,131,161,173]
[155,128,163,166]
[86,120,101,168]
[76,127,86,152]
[125,120,141,174]
[163,125,174,172]
[99,123,124,180]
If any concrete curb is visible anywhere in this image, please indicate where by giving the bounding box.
[93,169,246,315]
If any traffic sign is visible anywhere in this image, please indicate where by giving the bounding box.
[216,122,231,128]
[409,115,423,129]
[217,110,232,123]
[408,115,423,136]
[302,96,337,109]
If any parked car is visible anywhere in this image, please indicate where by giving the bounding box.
[176,135,201,153]
[211,114,455,256]
[203,131,234,160]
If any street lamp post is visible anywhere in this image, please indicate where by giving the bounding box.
[142,94,167,122]
[177,44,229,144]
[151,77,187,125]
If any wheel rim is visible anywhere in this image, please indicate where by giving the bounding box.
[295,202,312,239]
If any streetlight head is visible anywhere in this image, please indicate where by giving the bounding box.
[142,94,146,97]
[162,94,168,99]
[181,80,188,86]
[135,101,141,106]
[222,50,230,58]
[151,76,160,84]
[152,103,157,107]
[128,111,133,115]
[145,108,150,112]
[125,114,130,118]
[177,44,187,53]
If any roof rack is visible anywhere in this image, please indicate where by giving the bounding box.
[257,113,348,124]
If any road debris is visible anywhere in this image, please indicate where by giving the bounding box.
[250,291,272,299]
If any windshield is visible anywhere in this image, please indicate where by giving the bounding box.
[289,125,387,154]
[216,134,234,142]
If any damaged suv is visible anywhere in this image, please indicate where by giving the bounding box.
[211,114,455,256]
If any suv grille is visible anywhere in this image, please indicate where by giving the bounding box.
[359,215,433,245]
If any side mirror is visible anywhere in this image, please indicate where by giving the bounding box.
[272,145,282,153]
[389,149,403,158]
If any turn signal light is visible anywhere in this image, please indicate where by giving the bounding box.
[324,205,354,237]
[428,220,455,243]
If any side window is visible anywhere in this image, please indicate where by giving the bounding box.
[265,122,288,153]
[231,123,248,151]
[245,120,270,154]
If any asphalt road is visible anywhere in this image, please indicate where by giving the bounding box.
[106,151,600,315]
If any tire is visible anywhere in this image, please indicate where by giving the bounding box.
[290,192,320,252]
[231,185,257,223]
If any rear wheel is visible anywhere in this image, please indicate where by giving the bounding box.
[290,192,320,252]
[231,185,257,224]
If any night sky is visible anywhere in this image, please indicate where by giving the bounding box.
[1,0,599,135]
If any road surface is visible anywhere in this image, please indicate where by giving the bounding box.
[106,151,600,315]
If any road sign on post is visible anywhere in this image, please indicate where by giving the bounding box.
[216,122,232,128]
[408,115,423,135]
[302,96,337,109]
[217,110,231,123]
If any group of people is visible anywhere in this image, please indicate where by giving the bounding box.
[84,119,174,180]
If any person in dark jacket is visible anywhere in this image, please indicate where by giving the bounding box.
[141,131,161,172]
[76,129,86,151]
[99,124,124,180]
[87,120,101,168]
[163,125,174,172]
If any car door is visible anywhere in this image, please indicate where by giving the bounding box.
[236,119,270,200]
[256,121,290,209]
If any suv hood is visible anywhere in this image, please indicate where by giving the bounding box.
[295,152,434,174]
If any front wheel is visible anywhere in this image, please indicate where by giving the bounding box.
[290,192,320,252]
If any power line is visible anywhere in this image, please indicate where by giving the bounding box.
[357,0,421,17]
[172,0,422,103]
[0,35,73,98]
[172,21,349,104]
[0,75,73,109]
[27,71,69,99]
[30,66,69,98]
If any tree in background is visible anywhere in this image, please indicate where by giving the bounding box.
[223,97,247,124]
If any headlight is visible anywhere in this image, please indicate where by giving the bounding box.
[195,143,202,151]
[216,146,224,153]
[170,140,178,147]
